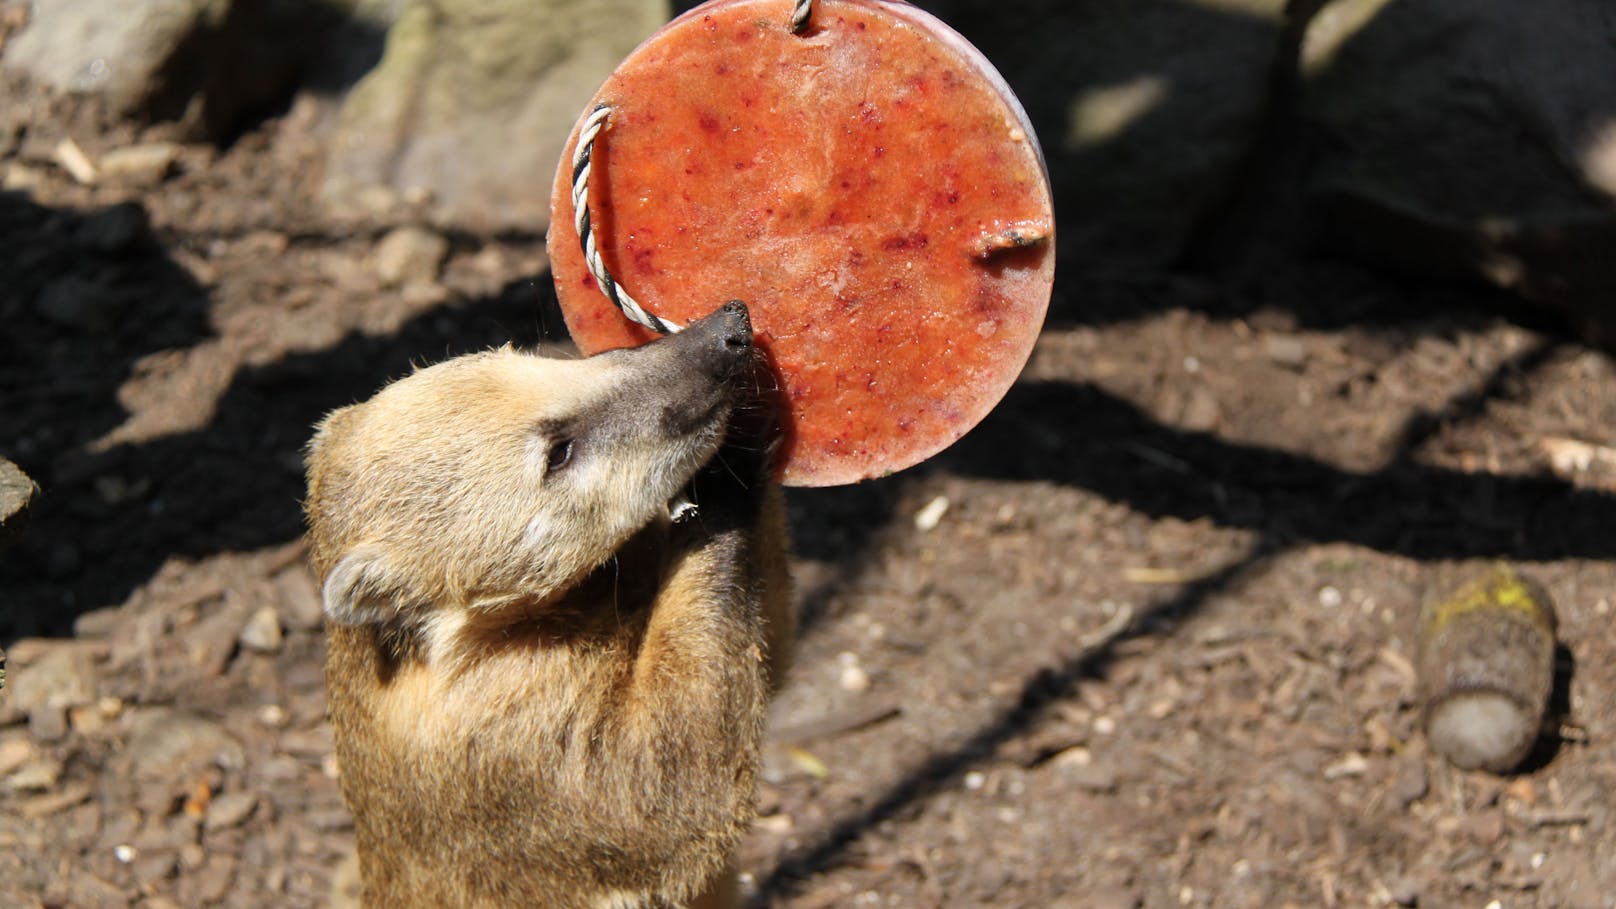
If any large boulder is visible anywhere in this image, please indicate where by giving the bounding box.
[1,0,400,138]
[321,0,668,231]
[933,0,1289,277]
[1300,0,1616,341]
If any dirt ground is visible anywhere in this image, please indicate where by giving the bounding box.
[3,36,1616,909]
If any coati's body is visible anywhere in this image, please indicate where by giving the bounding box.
[304,304,792,908]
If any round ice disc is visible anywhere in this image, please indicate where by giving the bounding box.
[550,0,1054,487]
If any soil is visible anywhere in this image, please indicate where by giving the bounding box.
[3,38,1616,909]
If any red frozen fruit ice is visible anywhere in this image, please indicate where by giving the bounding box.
[550,0,1054,486]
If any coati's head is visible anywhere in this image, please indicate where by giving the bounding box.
[304,302,755,628]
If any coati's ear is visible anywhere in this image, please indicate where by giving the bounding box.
[322,545,412,626]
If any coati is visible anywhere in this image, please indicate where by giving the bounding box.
[303,302,792,908]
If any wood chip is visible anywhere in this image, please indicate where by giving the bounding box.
[53,137,98,184]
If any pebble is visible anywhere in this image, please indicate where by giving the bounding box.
[238,606,284,654]
[273,567,325,631]
[913,495,950,531]
[29,703,69,742]
[1265,334,1309,368]
[121,711,242,784]
[371,226,449,287]
[257,704,290,728]
[0,643,99,725]
[836,652,871,692]
[1323,751,1370,780]
[97,142,181,186]
[204,792,259,831]
[1390,758,1429,808]
[1058,756,1120,792]
[8,757,64,791]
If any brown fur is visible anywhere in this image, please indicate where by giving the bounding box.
[305,305,792,908]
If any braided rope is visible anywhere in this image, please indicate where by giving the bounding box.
[791,0,813,33]
[571,104,682,335]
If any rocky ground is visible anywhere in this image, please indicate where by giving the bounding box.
[3,1,1616,908]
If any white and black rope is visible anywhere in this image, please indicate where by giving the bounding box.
[571,104,682,335]
[790,0,813,33]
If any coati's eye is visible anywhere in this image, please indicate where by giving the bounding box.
[547,438,575,473]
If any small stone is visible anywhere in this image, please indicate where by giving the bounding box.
[131,851,176,886]
[29,703,69,743]
[370,226,449,287]
[913,495,950,531]
[1390,758,1428,808]
[2,162,48,192]
[1265,334,1309,368]
[273,567,324,631]
[257,704,290,729]
[192,853,238,903]
[1463,810,1505,845]
[53,137,97,183]
[836,652,872,693]
[0,458,36,542]
[114,844,138,863]
[1323,751,1370,780]
[8,758,64,791]
[1060,758,1119,793]
[203,791,258,831]
[238,606,284,654]
[97,142,181,186]
[120,711,242,785]
[0,642,99,725]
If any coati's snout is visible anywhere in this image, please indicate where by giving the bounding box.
[620,300,755,436]
[304,301,762,626]
[667,299,754,380]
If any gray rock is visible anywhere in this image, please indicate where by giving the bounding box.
[1,0,397,138]
[938,0,1288,274]
[1300,0,1616,342]
[119,710,242,784]
[0,644,99,727]
[203,791,258,831]
[237,606,284,654]
[271,566,325,632]
[0,458,36,545]
[97,142,182,186]
[370,225,449,287]
[1,0,224,112]
[322,0,669,230]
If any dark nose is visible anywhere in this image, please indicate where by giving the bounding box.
[673,300,753,378]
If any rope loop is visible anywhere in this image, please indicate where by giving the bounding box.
[570,104,682,335]
[791,0,813,34]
